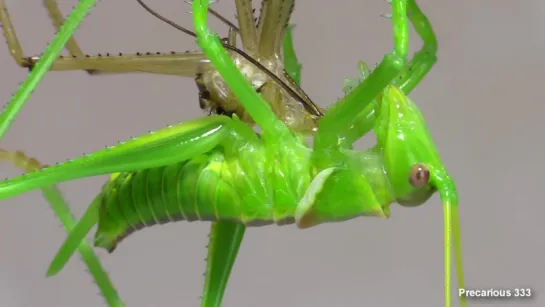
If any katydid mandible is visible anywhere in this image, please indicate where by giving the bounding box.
[0,0,465,306]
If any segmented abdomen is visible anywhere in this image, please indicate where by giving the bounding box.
[93,147,303,252]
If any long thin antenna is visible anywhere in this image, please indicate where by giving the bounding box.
[136,0,197,37]
[209,8,239,32]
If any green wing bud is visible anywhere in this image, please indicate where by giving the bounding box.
[295,167,390,229]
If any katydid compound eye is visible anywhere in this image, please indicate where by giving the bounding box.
[409,164,430,187]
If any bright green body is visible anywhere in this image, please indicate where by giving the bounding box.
[94,116,395,251]
[0,1,466,307]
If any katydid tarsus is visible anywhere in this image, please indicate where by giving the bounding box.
[0,0,466,306]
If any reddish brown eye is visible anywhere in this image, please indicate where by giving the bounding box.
[409,164,430,187]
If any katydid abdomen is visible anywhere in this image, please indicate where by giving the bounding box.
[94,147,305,252]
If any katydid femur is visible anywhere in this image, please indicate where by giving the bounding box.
[0,0,323,135]
[0,0,466,306]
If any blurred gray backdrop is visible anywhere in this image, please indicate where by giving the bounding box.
[1,0,544,306]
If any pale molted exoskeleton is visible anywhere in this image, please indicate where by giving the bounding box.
[0,0,323,135]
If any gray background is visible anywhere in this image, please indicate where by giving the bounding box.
[0,0,544,306]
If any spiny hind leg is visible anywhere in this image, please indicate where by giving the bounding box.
[256,0,295,60]
[0,0,207,76]
[234,0,258,54]
[45,0,205,76]
[201,221,246,307]
[390,0,438,94]
[0,148,123,305]
[0,116,248,201]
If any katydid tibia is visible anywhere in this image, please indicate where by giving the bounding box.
[0,0,465,306]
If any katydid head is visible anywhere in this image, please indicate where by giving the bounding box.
[374,85,457,208]
[373,86,465,306]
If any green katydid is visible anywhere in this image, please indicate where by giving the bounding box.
[0,0,466,306]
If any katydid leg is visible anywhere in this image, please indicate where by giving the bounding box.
[0,0,206,76]
[314,0,409,151]
[0,149,123,306]
[335,62,377,149]
[282,24,302,85]
[43,0,89,69]
[393,0,438,94]
[314,0,438,149]
[234,0,258,55]
[280,25,323,117]
[44,52,207,76]
[257,0,294,60]
[0,0,25,67]
[46,194,103,276]
[273,1,295,59]
[0,0,96,140]
[201,221,246,307]
[45,0,206,77]
[0,116,239,200]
